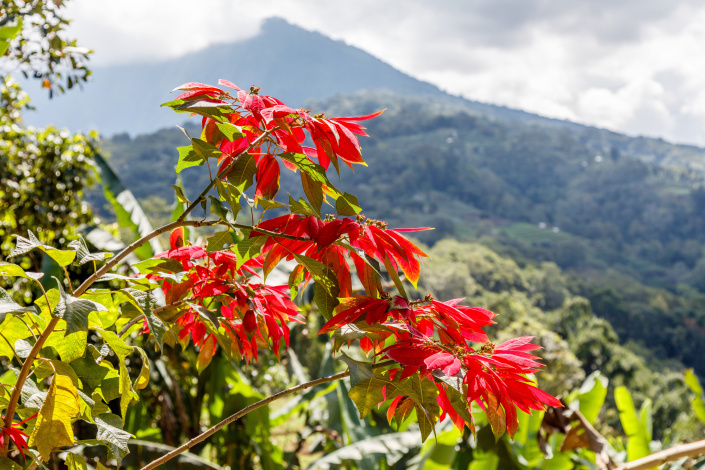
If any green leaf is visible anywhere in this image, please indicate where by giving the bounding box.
[28,374,80,460]
[233,234,266,270]
[0,261,43,281]
[440,379,474,429]
[314,282,339,321]
[14,338,32,359]
[191,137,222,160]
[208,195,231,221]
[293,254,337,295]
[685,369,705,423]
[70,355,110,391]
[118,357,135,419]
[289,194,318,217]
[577,371,608,425]
[468,451,500,470]
[288,264,305,300]
[0,313,36,359]
[215,121,244,141]
[95,413,132,466]
[175,145,204,173]
[333,325,366,353]
[126,289,167,351]
[686,368,704,396]
[174,100,229,121]
[98,329,134,359]
[227,152,257,189]
[258,198,287,210]
[403,375,441,442]
[0,286,37,322]
[614,386,651,462]
[301,171,323,216]
[132,257,183,275]
[133,347,150,390]
[416,427,464,470]
[65,452,88,470]
[9,230,77,267]
[0,457,22,470]
[171,184,189,204]
[306,430,421,470]
[207,230,234,252]
[68,234,113,265]
[53,278,108,335]
[215,180,243,216]
[348,376,389,419]
[0,17,22,57]
[338,353,375,387]
[279,152,339,190]
[336,192,362,216]
[45,330,88,363]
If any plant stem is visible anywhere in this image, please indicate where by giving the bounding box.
[74,219,221,298]
[617,439,705,470]
[178,129,275,223]
[139,370,349,470]
[140,360,395,470]
[1,316,58,449]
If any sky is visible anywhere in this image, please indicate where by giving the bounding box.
[64,0,705,146]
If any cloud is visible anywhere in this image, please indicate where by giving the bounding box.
[62,0,705,146]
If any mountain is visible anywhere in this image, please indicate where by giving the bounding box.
[20,17,588,137]
[21,17,443,136]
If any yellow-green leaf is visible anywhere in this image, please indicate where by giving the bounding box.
[196,335,216,373]
[134,347,150,390]
[28,374,80,460]
[66,452,88,470]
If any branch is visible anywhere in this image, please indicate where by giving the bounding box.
[74,219,221,298]
[139,369,348,470]
[178,129,275,223]
[140,359,395,469]
[617,439,705,470]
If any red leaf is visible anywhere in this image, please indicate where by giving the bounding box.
[218,79,241,91]
[384,345,434,366]
[170,227,185,249]
[243,310,258,339]
[424,352,461,376]
[171,82,222,93]
[255,154,281,200]
[331,109,385,123]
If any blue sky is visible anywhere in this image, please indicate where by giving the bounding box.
[65,0,705,146]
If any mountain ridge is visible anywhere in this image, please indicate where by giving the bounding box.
[22,17,588,135]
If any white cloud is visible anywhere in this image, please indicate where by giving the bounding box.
[61,0,705,146]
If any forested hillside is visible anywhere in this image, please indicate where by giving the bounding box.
[98,91,705,387]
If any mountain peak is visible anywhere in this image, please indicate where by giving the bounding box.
[23,18,444,135]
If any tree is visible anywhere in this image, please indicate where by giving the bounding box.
[1,2,100,307]
[1,0,92,95]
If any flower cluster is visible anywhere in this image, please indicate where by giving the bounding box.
[146,227,303,365]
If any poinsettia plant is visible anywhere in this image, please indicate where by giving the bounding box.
[0,80,559,468]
